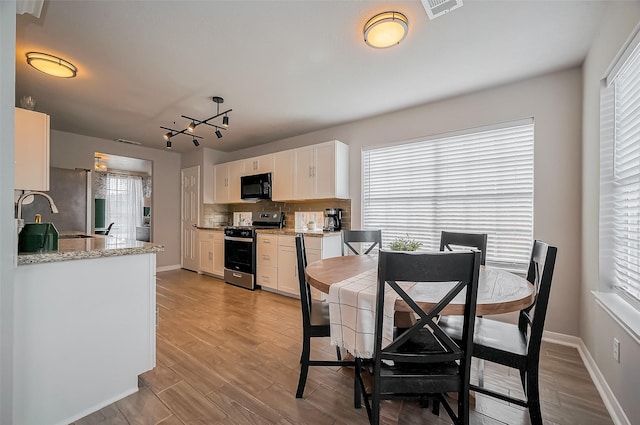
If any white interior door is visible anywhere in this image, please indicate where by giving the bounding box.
[181,166,200,271]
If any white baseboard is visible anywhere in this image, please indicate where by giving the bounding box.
[543,331,631,425]
[156,264,181,272]
[55,386,139,425]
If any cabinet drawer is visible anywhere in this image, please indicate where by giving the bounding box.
[278,235,295,247]
[258,234,278,246]
[199,230,215,240]
[304,237,322,251]
[257,265,278,289]
[212,231,224,241]
[257,242,278,266]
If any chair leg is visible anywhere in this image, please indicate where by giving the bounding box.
[526,370,543,425]
[335,345,342,361]
[371,392,380,425]
[296,337,311,398]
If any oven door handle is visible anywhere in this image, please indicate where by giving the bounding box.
[225,236,254,243]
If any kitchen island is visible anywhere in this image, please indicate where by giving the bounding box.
[14,235,163,425]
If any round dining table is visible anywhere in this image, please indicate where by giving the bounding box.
[305,255,536,316]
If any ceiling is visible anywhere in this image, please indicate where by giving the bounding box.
[15,0,608,153]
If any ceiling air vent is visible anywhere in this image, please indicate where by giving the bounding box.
[421,0,463,20]
[114,138,142,146]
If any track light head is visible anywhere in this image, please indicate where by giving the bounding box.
[187,121,196,132]
[163,132,172,141]
[215,129,223,139]
[192,138,200,147]
[166,140,172,149]
[222,115,229,127]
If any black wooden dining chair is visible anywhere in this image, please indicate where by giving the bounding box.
[440,231,488,265]
[439,240,557,425]
[95,222,114,236]
[355,249,481,425]
[341,229,382,256]
[294,235,360,406]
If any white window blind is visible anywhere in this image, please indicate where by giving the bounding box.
[363,121,534,273]
[601,33,640,305]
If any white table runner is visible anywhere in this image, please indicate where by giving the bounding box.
[328,268,415,358]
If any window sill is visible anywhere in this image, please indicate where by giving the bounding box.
[592,291,640,345]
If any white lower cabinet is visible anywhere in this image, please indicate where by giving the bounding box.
[257,234,278,290]
[199,230,224,277]
[257,233,341,298]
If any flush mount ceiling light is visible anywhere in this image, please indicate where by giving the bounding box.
[26,52,77,78]
[363,11,408,48]
[161,96,232,148]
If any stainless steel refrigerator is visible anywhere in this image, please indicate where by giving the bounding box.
[20,167,91,233]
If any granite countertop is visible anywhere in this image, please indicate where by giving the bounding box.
[196,226,226,231]
[17,235,165,266]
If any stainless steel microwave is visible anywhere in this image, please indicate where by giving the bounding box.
[241,172,272,200]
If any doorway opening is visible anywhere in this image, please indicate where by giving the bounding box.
[93,153,152,242]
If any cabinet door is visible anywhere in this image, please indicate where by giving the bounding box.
[228,160,246,203]
[212,233,224,276]
[293,146,314,200]
[313,142,337,199]
[15,107,50,191]
[213,163,229,203]
[272,150,294,201]
[244,154,274,175]
[277,238,300,296]
[199,236,214,274]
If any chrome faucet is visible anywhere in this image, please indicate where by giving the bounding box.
[16,191,59,233]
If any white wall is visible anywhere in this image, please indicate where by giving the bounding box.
[582,3,640,425]
[49,130,182,268]
[0,3,16,423]
[228,67,584,337]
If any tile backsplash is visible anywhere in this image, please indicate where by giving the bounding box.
[205,199,351,230]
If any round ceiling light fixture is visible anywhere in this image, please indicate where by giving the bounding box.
[26,52,77,78]
[363,11,409,49]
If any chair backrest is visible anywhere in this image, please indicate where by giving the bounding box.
[374,250,480,373]
[104,222,114,235]
[341,229,382,256]
[295,235,313,328]
[519,240,557,352]
[439,231,488,265]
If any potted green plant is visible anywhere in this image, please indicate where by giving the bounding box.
[389,236,423,251]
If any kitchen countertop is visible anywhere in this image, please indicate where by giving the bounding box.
[17,235,164,266]
[196,226,226,231]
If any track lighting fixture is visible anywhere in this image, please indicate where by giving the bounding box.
[161,95,232,147]
[166,140,172,149]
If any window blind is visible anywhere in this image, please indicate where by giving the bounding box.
[601,36,640,304]
[363,121,534,273]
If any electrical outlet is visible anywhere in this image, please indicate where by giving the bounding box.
[613,338,620,363]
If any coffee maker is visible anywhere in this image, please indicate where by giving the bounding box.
[325,208,342,231]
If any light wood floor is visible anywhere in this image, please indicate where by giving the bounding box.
[73,269,613,425]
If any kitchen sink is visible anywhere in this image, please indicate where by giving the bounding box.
[59,234,95,239]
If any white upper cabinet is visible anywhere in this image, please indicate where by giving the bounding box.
[15,107,50,191]
[214,160,245,204]
[272,150,294,202]
[213,140,348,203]
[293,140,349,200]
[213,162,230,204]
[242,154,274,175]
[228,160,245,203]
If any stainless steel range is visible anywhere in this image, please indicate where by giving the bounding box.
[224,211,285,290]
